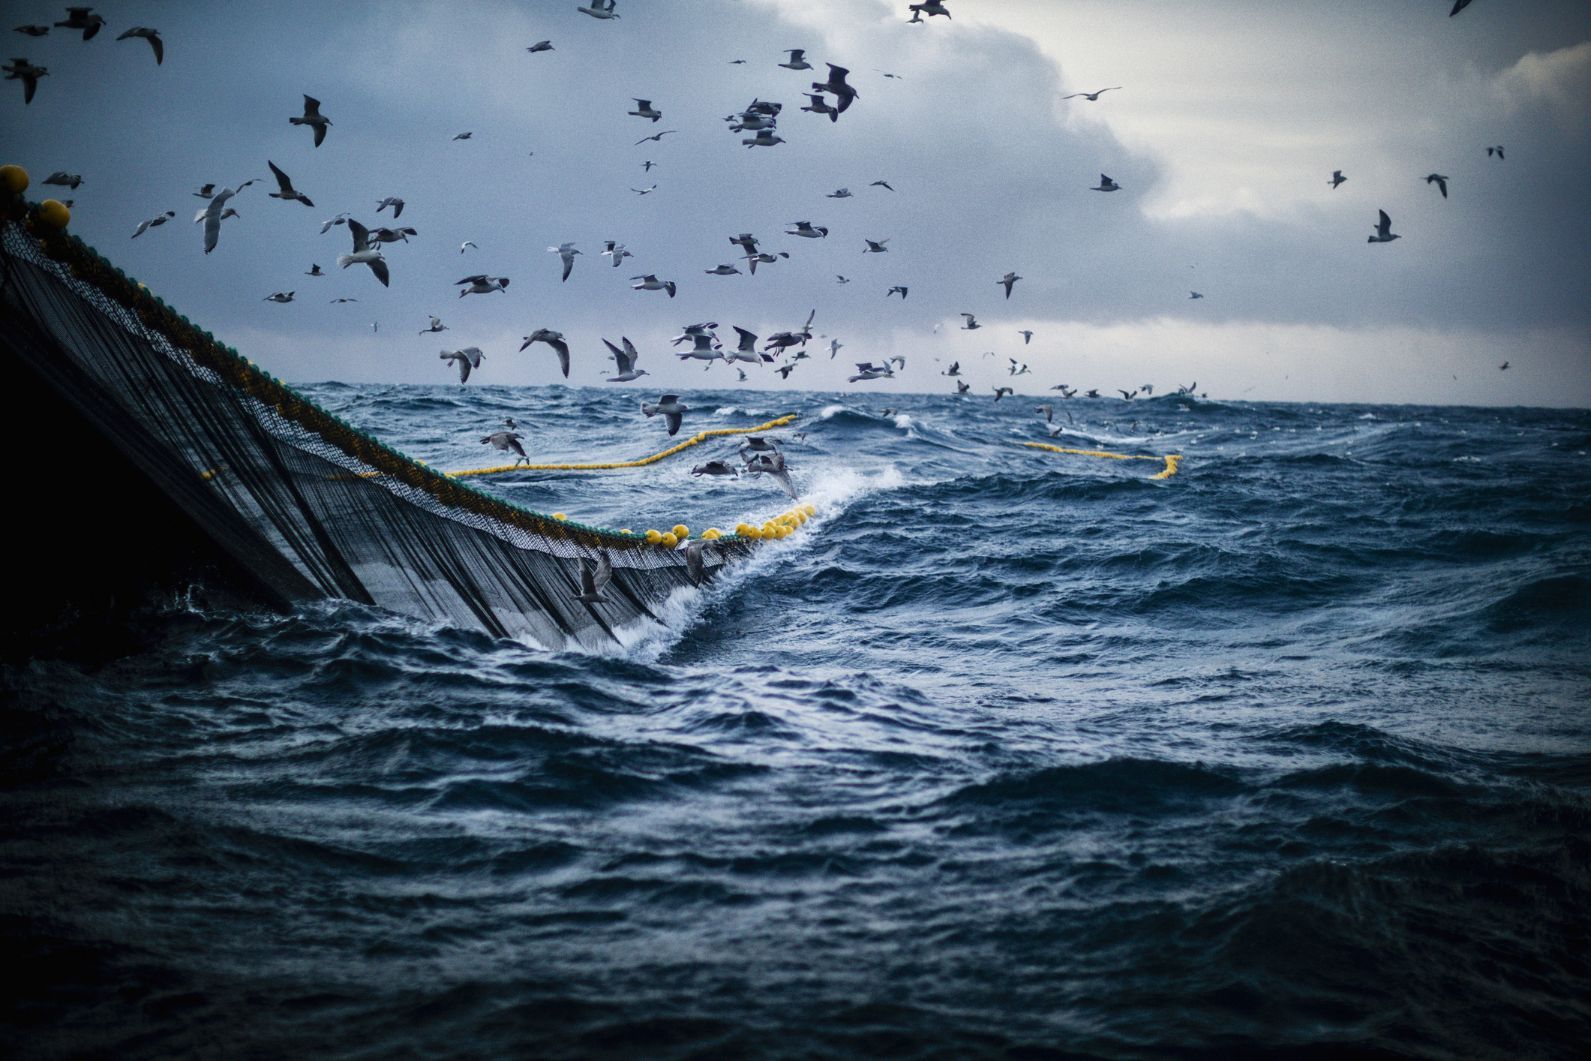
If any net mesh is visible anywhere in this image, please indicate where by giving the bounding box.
[0,214,754,650]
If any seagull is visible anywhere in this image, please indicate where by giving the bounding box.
[1499,360,1509,370]
[193,183,219,199]
[1329,169,1347,189]
[42,171,82,189]
[736,368,747,382]
[863,238,889,253]
[1425,173,1450,199]
[375,196,405,218]
[998,271,1022,299]
[871,180,894,191]
[724,327,766,364]
[1035,404,1054,424]
[602,241,633,267]
[195,182,253,255]
[672,322,718,347]
[264,291,295,303]
[520,329,571,378]
[744,251,790,274]
[1020,330,1033,344]
[2,58,47,104]
[801,94,840,122]
[459,240,477,254]
[628,98,662,122]
[848,362,894,382]
[1451,0,1475,15]
[1368,209,1400,244]
[941,361,961,377]
[706,264,742,275]
[306,263,324,276]
[575,553,613,606]
[526,39,554,53]
[131,210,175,238]
[1062,87,1121,101]
[907,1,952,22]
[339,220,390,285]
[631,184,658,195]
[549,241,580,282]
[992,386,1013,401]
[836,275,851,284]
[1487,145,1504,160]
[577,0,621,20]
[780,48,812,70]
[812,63,859,112]
[829,338,843,359]
[887,286,908,299]
[290,95,331,148]
[419,315,446,334]
[440,347,485,383]
[730,232,760,256]
[635,129,678,145]
[762,310,816,353]
[631,274,677,297]
[788,220,829,238]
[1091,173,1121,192]
[329,297,357,303]
[1190,291,1204,299]
[642,160,657,172]
[641,394,688,435]
[115,25,162,64]
[678,333,725,366]
[457,273,509,296]
[827,188,853,199]
[481,430,528,465]
[266,161,314,207]
[1010,360,1031,377]
[53,6,104,39]
[602,337,649,382]
[746,451,798,500]
[960,313,980,330]
[13,25,50,36]
[743,130,786,148]
[956,380,970,394]
[319,211,350,234]
[692,460,739,478]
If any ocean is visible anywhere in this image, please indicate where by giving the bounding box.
[3,387,1588,1058]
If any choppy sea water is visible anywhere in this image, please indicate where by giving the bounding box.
[3,388,1589,1058]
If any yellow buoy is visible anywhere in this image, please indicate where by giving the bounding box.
[37,199,71,230]
[553,512,567,521]
[620,528,632,534]
[659,531,678,548]
[645,529,662,544]
[762,521,778,537]
[0,164,27,195]
[672,524,689,540]
[702,528,721,540]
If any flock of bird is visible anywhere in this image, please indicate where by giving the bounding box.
[9,0,1511,484]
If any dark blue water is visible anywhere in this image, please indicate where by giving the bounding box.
[4,390,1589,1058]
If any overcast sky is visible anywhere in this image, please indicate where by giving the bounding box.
[5,0,1589,405]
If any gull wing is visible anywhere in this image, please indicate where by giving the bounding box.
[348,219,372,253]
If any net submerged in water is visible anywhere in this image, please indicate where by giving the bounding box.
[0,204,769,651]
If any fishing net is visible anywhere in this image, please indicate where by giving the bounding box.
[0,210,756,650]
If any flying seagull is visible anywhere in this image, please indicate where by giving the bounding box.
[863,238,889,253]
[457,274,509,296]
[131,210,175,238]
[266,160,314,207]
[706,264,742,276]
[3,58,47,104]
[828,187,853,198]
[520,329,571,378]
[992,386,1013,401]
[1329,169,1347,189]
[376,196,405,218]
[481,430,528,466]
[290,94,331,147]
[338,220,390,285]
[420,315,447,334]
[870,180,894,191]
[549,241,581,281]
[263,291,294,303]
[1425,173,1450,198]
[526,40,554,53]
[812,63,859,112]
[54,6,104,39]
[42,171,82,189]
[631,274,677,297]
[780,48,812,70]
[802,94,840,122]
[908,1,952,22]
[577,0,621,20]
[1189,291,1204,299]
[998,271,1022,299]
[887,285,908,299]
[1091,173,1121,192]
[459,240,477,254]
[628,98,662,122]
[641,394,688,436]
[960,313,981,330]
[635,129,678,145]
[602,241,633,267]
[1450,0,1474,15]
[195,182,254,255]
[1368,209,1400,244]
[115,25,163,64]
[788,220,828,238]
[602,337,649,382]
[1487,145,1504,160]
[306,263,324,276]
[440,347,485,383]
[13,25,50,37]
[1062,87,1121,101]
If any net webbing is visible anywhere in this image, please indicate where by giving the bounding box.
[0,214,757,650]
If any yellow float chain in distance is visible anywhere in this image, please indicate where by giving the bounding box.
[1022,441,1181,480]
[416,413,799,479]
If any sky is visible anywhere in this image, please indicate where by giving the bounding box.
[4,0,1589,405]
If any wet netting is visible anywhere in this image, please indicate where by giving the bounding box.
[0,208,759,651]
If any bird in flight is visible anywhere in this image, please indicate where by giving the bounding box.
[1367,209,1400,244]
[1329,169,1347,189]
[1425,173,1450,199]
[290,95,331,147]
[1062,87,1121,101]
[636,129,679,145]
